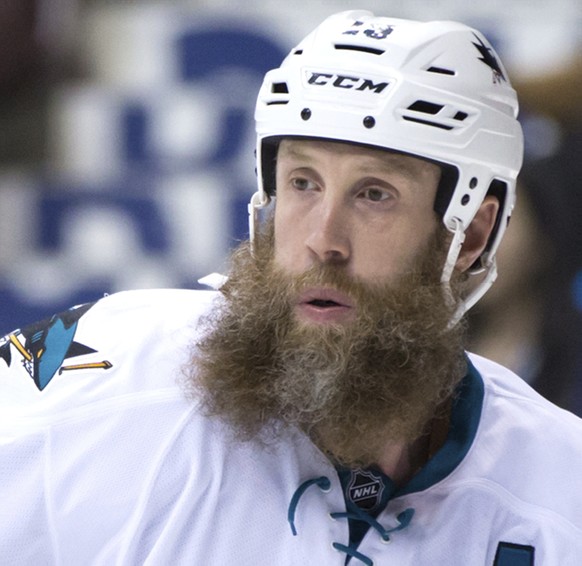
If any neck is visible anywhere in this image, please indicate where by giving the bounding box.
[376,400,451,485]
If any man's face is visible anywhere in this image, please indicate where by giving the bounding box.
[189,138,467,468]
[273,139,442,325]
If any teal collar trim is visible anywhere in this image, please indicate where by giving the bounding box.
[396,357,484,497]
[330,359,484,555]
[333,358,484,502]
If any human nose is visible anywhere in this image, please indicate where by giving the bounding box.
[305,196,351,265]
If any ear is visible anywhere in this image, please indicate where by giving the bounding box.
[455,195,500,272]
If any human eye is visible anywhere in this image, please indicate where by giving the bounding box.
[291,176,318,192]
[358,185,395,203]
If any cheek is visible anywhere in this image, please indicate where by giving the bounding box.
[355,216,438,279]
[354,236,406,281]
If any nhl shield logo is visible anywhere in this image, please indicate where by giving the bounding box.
[347,469,385,511]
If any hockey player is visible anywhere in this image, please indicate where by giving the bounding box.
[2,11,582,565]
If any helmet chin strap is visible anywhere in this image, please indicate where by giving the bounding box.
[440,218,465,288]
[248,191,270,254]
[441,217,498,327]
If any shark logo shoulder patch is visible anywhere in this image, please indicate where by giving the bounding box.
[494,542,535,566]
[0,302,112,390]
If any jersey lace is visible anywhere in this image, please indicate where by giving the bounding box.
[287,476,414,565]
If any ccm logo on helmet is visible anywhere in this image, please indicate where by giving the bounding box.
[306,71,389,93]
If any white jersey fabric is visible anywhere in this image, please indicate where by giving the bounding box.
[1,289,582,565]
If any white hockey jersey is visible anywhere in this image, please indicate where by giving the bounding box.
[1,289,582,565]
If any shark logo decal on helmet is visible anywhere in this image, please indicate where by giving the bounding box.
[472,33,506,83]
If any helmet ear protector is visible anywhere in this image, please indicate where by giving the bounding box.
[251,10,524,321]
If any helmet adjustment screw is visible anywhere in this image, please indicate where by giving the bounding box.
[301,108,312,121]
[461,194,471,205]
[363,115,376,129]
[469,177,478,189]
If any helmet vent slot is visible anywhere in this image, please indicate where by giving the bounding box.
[426,66,456,76]
[265,82,290,105]
[402,100,468,131]
[272,82,289,94]
[403,100,463,130]
[407,100,443,115]
[334,44,385,55]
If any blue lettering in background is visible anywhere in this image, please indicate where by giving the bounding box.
[38,187,170,253]
[0,18,287,335]
[177,27,285,167]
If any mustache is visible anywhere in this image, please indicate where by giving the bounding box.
[275,264,372,302]
[272,261,438,303]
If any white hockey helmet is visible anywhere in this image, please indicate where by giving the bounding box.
[251,10,524,319]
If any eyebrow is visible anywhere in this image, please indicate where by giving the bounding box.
[277,142,313,162]
[278,141,434,181]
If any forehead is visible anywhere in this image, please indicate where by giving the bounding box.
[277,138,441,180]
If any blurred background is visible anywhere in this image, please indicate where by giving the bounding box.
[0,0,581,413]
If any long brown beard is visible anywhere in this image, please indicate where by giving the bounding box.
[187,225,467,468]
